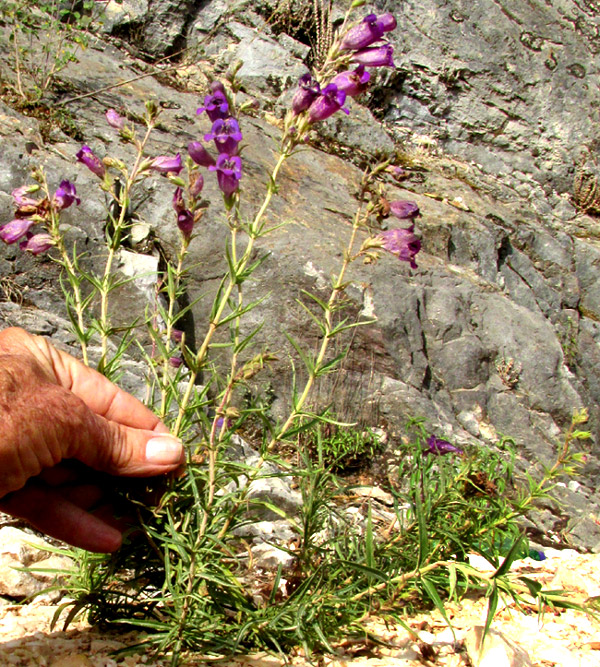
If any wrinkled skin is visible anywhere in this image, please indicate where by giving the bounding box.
[0,327,184,552]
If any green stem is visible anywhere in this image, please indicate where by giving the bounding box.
[98,123,154,368]
[159,239,188,419]
[172,149,290,437]
[41,172,89,365]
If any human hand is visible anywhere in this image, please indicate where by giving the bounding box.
[0,327,184,552]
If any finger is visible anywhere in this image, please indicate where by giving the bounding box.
[0,485,123,553]
[72,414,186,477]
[0,328,169,433]
[0,375,184,499]
[56,483,105,510]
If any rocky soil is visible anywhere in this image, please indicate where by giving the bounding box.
[0,530,599,666]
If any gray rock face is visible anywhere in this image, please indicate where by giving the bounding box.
[0,2,599,550]
[377,0,600,204]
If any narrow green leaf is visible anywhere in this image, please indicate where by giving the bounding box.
[300,289,329,313]
[285,333,315,373]
[520,576,542,597]
[336,560,388,582]
[365,502,374,569]
[414,493,429,569]
[482,582,499,649]
[422,577,454,636]
[493,534,524,579]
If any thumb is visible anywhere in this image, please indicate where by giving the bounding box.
[70,411,185,477]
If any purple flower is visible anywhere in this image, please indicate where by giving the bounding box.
[169,355,183,368]
[177,210,195,240]
[331,65,370,97]
[291,73,321,115]
[106,109,125,130]
[171,329,183,343]
[190,174,204,198]
[386,165,408,180]
[378,225,421,268]
[378,13,397,32]
[390,200,420,219]
[423,435,463,456]
[188,141,216,167]
[197,90,229,122]
[0,218,36,244]
[352,44,396,68]
[340,14,385,51]
[52,180,80,210]
[76,145,106,178]
[204,118,243,156]
[172,187,185,214]
[20,232,54,255]
[307,84,349,123]
[215,417,232,430]
[11,185,39,207]
[149,154,183,175]
[209,154,242,196]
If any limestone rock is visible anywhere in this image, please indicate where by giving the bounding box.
[49,655,94,667]
[0,528,73,598]
[464,626,534,667]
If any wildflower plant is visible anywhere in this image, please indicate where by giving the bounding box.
[2,0,101,104]
[2,2,598,664]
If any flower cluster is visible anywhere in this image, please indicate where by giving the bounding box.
[290,12,396,125]
[76,110,183,181]
[377,199,422,268]
[0,180,80,255]
[193,82,243,199]
[172,175,204,242]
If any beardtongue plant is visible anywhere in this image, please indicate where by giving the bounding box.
[3,2,594,665]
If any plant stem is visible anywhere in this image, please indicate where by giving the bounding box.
[41,172,89,365]
[97,122,154,368]
[172,150,290,437]
[159,239,188,419]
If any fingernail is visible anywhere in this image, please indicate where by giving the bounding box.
[146,436,183,464]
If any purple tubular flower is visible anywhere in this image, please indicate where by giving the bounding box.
[177,209,195,240]
[352,44,396,68]
[340,14,385,51]
[331,65,370,97]
[106,109,125,129]
[52,180,80,210]
[390,200,420,219]
[76,145,106,178]
[386,165,407,180]
[204,117,243,155]
[171,329,183,343]
[188,141,216,167]
[215,417,231,430]
[307,84,349,123]
[379,225,421,268]
[20,232,54,255]
[197,90,229,122]
[423,435,463,456]
[378,13,397,32]
[169,355,183,368]
[291,73,321,115]
[190,174,204,198]
[11,185,39,207]
[173,187,185,214]
[149,154,183,175]
[209,154,242,196]
[0,218,36,244]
